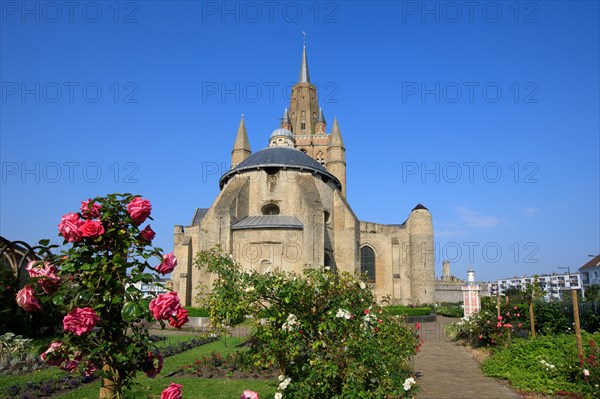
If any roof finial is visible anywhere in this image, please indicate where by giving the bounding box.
[298,33,310,83]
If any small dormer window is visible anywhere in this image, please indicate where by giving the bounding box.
[261,203,280,215]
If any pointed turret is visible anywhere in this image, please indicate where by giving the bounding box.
[326,117,346,197]
[231,115,251,169]
[298,43,310,83]
[280,108,292,130]
[315,107,326,134]
[329,117,344,147]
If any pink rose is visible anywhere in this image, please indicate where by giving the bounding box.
[16,285,41,312]
[140,225,156,242]
[80,199,102,219]
[58,212,83,242]
[26,261,61,293]
[78,220,105,238]
[41,342,64,366]
[161,383,182,399]
[149,292,182,321]
[63,307,100,336]
[144,351,163,378]
[241,390,259,399]
[584,369,590,376]
[128,197,152,225]
[168,307,189,329]
[157,252,177,275]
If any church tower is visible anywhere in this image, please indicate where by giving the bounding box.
[289,42,320,135]
[231,115,251,168]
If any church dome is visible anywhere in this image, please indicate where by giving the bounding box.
[269,128,294,139]
[220,147,341,190]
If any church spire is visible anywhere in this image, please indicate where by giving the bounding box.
[329,117,344,147]
[231,115,251,169]
[315,107,326,134]
[280,108,292,130]
[298,33,310,83]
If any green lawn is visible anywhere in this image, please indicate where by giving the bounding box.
[1,333,278,399]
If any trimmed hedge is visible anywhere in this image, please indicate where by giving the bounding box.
[184,307,210,317]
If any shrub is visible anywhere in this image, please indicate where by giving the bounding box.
[196,248,420,399]
[451,298,528,347]
[482,332,600,397]
[19,194,188,399]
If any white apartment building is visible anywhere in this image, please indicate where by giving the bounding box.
[486,273,582,301]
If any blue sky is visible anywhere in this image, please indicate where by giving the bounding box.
[1,1,598,282]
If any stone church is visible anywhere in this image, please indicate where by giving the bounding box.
[171,44,435,306]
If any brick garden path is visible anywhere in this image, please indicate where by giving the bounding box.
[413,316,522,399]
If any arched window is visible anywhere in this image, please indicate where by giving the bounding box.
[360,246,376,282]
[261,203,280,215]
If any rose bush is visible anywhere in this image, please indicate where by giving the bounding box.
[15,193,187,399]
[196,248,420,399]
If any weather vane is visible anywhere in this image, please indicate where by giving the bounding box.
[302,31,306,45]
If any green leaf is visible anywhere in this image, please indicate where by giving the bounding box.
[52,294,64,306]
[121,301,143,321]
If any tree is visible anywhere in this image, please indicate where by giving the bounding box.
[524,276,545,337]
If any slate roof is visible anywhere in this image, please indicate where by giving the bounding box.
[219,147,341,190]
[231,215,303,230]
[191,208,209,226]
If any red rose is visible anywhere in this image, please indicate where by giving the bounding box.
[157,252,177,275]
[161,383,182,399]
[16,285,41,312]
[58,212,83,242]
[149,292,182,321]
[140,225,156,242]
[63,307,101,336]
[127,197,152,225]
[168,307,189,329]
[78,220,105,238]
[80,199,102,219]
[144,351,163,378]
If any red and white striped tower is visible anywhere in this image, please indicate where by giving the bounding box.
[462,267,481,317]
